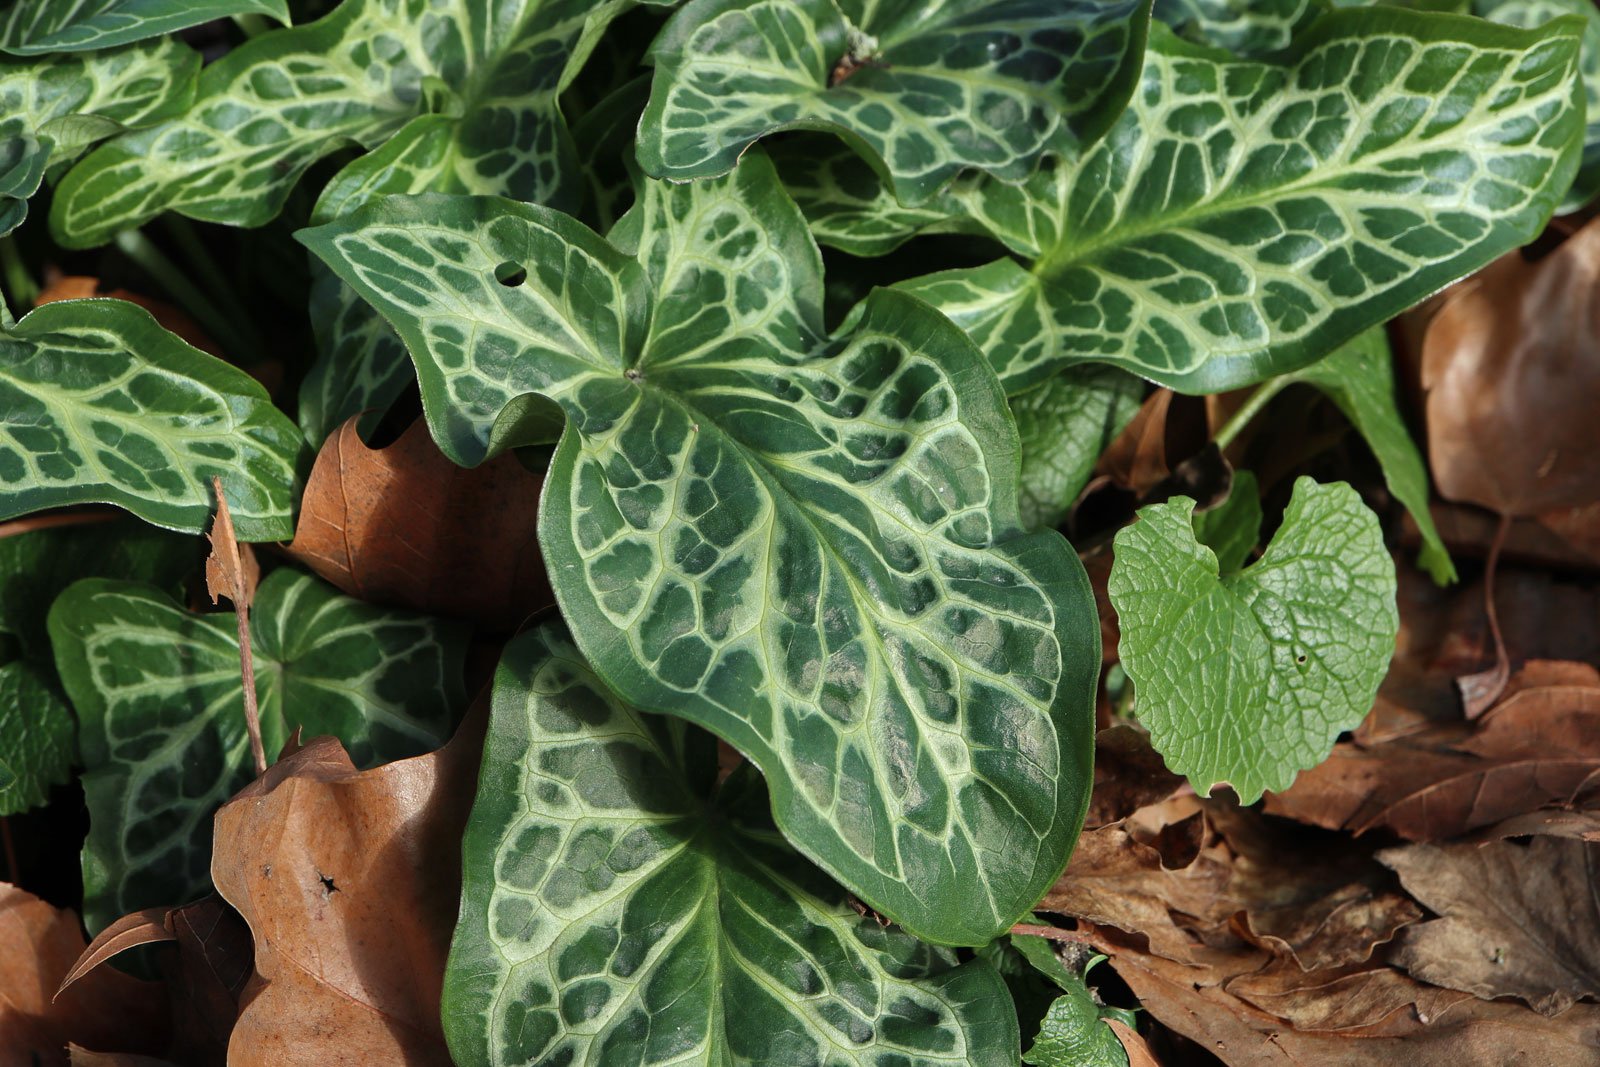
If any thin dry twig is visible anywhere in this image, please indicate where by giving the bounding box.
[1459,512,1512,719]
[206,477,265,776]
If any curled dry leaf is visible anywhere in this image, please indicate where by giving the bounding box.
[1421,217,1600,517]
[0,883,168,1067]
[1104,1018,1161,1067]
[1381,836,1600,1017]
[205,477,264,776]
[210,714,484,1066]
[283,417,552,631]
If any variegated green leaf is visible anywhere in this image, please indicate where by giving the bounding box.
[1473,0,1600,212]
[52,0,641,249]
[0,299,304,541]
[1108,477,1398,801]
[298,262,413,446]
[1012,367,1143,533]
[0,661,74,817]
[48,568,466,931]
[0,36,196,235]
[1277,327,1454,583]
[888,10,1585,394]
[1153,0,1324,55]
[638,0,1151,203]
[0,1,289,55]
[302,152,1100,946]
[444,624,1019,1065]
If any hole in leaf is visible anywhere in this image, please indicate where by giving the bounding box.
[1295,654,1307,665]
[494,260,527,287]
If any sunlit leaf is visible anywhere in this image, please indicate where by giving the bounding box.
[639,0,1150,202]
[1108,477,1398,801]
[0,0,289,54]
[0,299,304,541]
[302,151,1101,946]
[48,568,466,930]
[444,623,1020,1065]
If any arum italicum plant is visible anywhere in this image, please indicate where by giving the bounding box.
[0,0,1589,1060]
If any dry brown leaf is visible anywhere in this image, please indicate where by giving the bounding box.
[1381,837,1600,1017]
[1221,957,1470,1036]
[57,910,175,997]
[1104,946,1600,1066]
[205,478,263,775]
[0,884,168,1067]
[1086,724,1185,829]
[283,417,553,630]
[1105,1018,1162,1066]
[67,1048,175,1067]
[1099,389,1180,493]
[1421,218,1600,517]
[211,713,484,1065]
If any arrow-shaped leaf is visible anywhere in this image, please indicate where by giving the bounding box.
[0,1,289,55]
[1012,367,1143,533]
[0,299,304,541]
[0,36,196,236]
[48,568,466,931]
[1153,0,1324,55]
[1108,477,1398,802]
[881,9,1585,394]
[302,151,1100,946]
[638,0,1150,202]
[444,623,1019,1065]
[52,0,649,249]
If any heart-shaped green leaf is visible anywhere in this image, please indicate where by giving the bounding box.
[0,1,289,54]
[1154,0,1324,55]
[1108,477,1398,802]
[51,0,654,249]
[0,661,74,817]
[444,623,1019,1065]
[0,299,304,541]
[882,10,1585,394]
[1472,0,1600,212]
[638,0,1150,202]
[0,36,196,235]
[1012,367,1143,533]
[301,151,1100,946]
[49,568,466,930]
[1009,936,1131,1067]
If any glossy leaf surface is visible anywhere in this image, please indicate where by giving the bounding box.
[890,10,1585,393]
[0,0,289,54]
[49,568,465,930]
[443,624,1019,1066]
[1473,0,1600,212]
[1153,0,1323,55]
[52,0,646,248]
[0,36,196,235]
[1012,367,1143,533]
[1108,477,1398,801]
[639,0,1150,202]
[302,153,1101,945]
[0,299,303,541]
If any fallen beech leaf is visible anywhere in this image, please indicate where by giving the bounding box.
[283,417,552,630]
[1099,389,1181,494]
[1104,1019,1160,1067]
[1105,946,1600,1066]
[57,910,174,997]
[67,1048,175,1067]
[1381,836,1600,1017]
[211,716,484,1065]
[0,883,167,1067]
[1087,724,1185,829]
[1421,217,1600,517]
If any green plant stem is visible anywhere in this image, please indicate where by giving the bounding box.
[233,13,272,37]
[162,217,259,343]
[0,236,38,310]
[1213,377,1290,451]
[115,230,260,365]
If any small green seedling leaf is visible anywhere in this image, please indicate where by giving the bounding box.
[1109,477,1398,802]
[1279,328,1455,583]
[0,299,304,541]
[443,624,1019,1066]
[1013,367,1144,533]
[0,661,74,817]
[638,0,1150,202]
[1009,935,1132,1067]
[0,1,289,54]
[302,151,1101,946]
[49,568,466,931]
